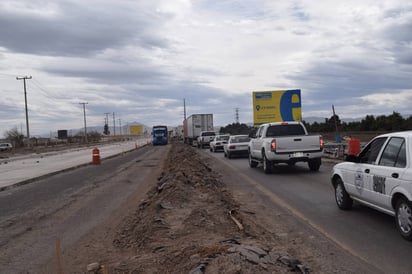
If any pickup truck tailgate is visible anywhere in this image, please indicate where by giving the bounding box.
[274,135,322,153]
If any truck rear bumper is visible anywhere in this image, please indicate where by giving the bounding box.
[267,152,323,163]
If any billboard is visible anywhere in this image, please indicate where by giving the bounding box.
[252,89,302,126]
[57,130,68,139]
[129,125,143,135]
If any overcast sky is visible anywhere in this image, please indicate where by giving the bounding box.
[0,0,411,136]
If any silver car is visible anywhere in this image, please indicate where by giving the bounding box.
[223,135,250,158]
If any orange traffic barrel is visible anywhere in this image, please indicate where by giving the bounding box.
[92,148,101,165]
[347,138,360,156]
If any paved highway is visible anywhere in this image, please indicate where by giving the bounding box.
[0,144,167,273]
[0,139,150,190]
[204,148,412,274]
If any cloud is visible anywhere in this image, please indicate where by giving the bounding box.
[0,0,411,136]
[0,1,169,57]
[360,90,412,108]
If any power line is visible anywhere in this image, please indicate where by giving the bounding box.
[30,79,63,101]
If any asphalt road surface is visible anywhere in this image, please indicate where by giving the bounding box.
[0,144,166,273]
[204,148,412,274]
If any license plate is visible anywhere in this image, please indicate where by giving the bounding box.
[293,152,304,158]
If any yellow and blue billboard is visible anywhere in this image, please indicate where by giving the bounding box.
[252,89,302,126]
[129,125,143,135]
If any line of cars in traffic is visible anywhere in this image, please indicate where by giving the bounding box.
[198,128,412,241]
[208,134,250,158]
[196,131,251,158]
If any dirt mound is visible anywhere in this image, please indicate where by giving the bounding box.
[102,143,308,273]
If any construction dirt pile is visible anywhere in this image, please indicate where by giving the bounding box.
[110,143,310,274]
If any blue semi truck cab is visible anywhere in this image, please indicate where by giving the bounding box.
[152,125,168,145]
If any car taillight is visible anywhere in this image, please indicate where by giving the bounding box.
[271,140,276,151]
[320,137,324,149]
[229,145,236,149]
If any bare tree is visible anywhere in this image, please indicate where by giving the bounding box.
[4,127,25,148]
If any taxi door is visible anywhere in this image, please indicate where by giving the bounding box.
[366,137,406,211]
[352,137,388,201]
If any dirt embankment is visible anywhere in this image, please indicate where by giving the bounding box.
[63,142,369,274]
[111,143,309,274]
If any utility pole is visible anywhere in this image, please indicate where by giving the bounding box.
[79,102,88,143]
[118,118,122,135]
[183,98,186,120]
[16,75,32,147]
[112,112,116,136]
[332,105,339,133]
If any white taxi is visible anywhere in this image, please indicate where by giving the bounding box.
[331,131,412,240]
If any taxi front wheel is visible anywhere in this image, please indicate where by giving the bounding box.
[395,197,412,241]
[334,177,353,210]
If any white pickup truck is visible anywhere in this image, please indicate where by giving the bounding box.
[197,131,216,148]
[248,122,324,173]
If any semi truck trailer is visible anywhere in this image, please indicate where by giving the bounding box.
[183,114,214,145]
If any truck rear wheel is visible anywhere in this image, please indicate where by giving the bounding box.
[308,158,321,171]
[262,153,273,174]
